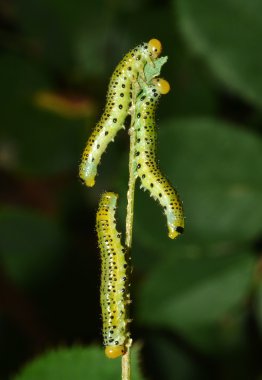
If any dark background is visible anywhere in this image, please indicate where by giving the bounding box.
[1,0,262,379]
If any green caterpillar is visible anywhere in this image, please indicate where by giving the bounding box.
[79,39,162,187]
[134,78,184,239]
[96,192,131,359]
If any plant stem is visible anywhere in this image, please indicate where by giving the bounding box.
[125,124,137,250]
[122,90,138,380]
[121,338,132,380]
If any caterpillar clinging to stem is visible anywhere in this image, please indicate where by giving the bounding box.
[81,40,184,376]
[79,39,162,187]
[96,192,131,359]
[134,78,184,239]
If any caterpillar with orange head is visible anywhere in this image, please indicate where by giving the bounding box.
[79,39,162,187]
[134,78,184,239]
[96,192,131,359]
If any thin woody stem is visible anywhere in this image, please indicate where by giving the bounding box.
[122,82,138,380]
[125,119,137,250]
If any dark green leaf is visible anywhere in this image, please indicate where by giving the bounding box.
[13,345,144,380]
[0,207,64,288]
[0,54,89,176]
[146,335,204,380]
[137,248,253,351]
[176,0,262,107]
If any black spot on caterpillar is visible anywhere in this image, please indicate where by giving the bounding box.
[79,39,162,187]
[134,78,184,239]
[96,192,131,359]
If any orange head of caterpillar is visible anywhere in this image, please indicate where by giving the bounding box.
[152,78,171,95]
[148,38,162,59]
[105,345,126,359]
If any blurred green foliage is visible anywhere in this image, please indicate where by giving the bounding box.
[0,0,262,379]
[13,345,143,380]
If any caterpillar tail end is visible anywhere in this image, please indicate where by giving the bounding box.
[79,175,95,187]
[79,166,96,187]
[84,177,95,187]
[105,345,125,359]
[168,226,184,239]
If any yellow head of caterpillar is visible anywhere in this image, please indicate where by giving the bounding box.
[148,38,162,59]
[105,345,125,359]
[152,78,171,95]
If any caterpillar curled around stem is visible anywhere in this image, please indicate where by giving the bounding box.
[134,78,184,239]
[96,192,131,359]
[79,39,162,187]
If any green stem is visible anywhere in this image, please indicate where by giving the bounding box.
[122,85,138,380]
[125,123,137,249]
